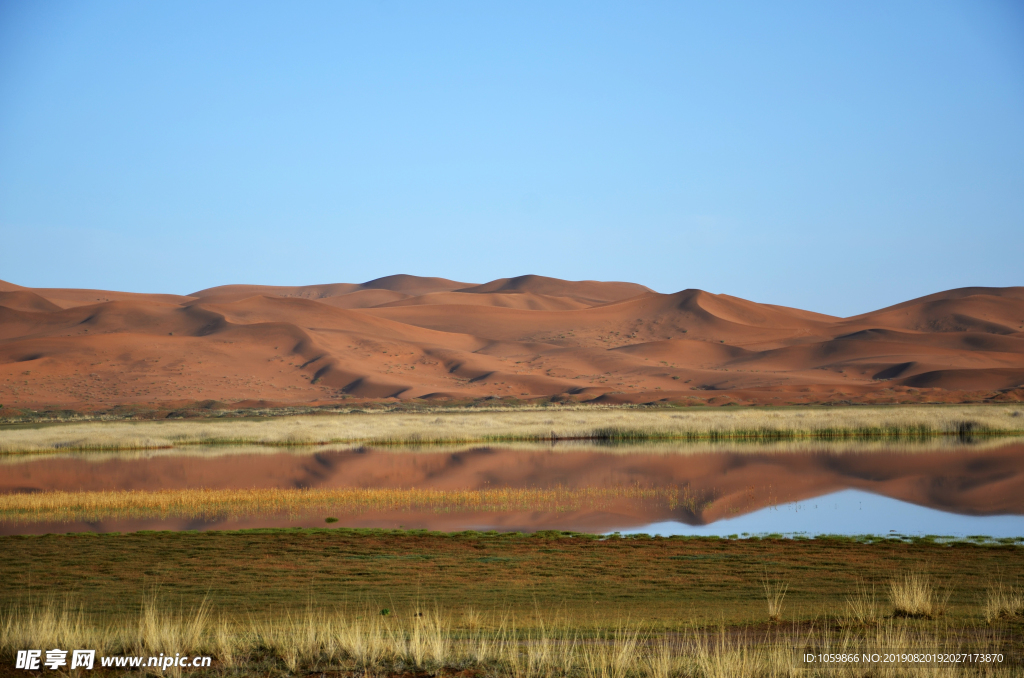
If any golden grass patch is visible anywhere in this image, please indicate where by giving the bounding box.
[0,485,713,524]
[2,595,1016,677]
[889,571,949,619]
[2,404,1022,454]
[984,582,1024,623]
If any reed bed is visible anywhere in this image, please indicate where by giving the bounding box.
[2,596,1019,677]
[2,433,1021,466]
[0,485,714,524]
[1,404,1021,455]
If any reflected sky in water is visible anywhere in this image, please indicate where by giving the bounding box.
[622,489,1024,538]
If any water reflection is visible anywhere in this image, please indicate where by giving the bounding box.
[2,438,1023,536]
[623,489,1024,539]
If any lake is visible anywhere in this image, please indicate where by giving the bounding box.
[2,437,1023,538]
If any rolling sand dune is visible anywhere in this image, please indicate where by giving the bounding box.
[0,278,194,310]
[454,274,652,305]
[377,291,590,311]
[0,291,64,314]
[1,276,1023,410]
[192,274,470,302]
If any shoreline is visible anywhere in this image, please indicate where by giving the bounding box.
[1,403,1022,455]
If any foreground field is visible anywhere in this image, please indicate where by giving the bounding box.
[2,404,1022,454]
[2,530,1023,676]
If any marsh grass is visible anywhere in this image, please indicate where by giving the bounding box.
[2,434,1018,467]
[4,528,1024,677]
[0,485,714,524]
[1,597,112,657]
[691,628,775,678]
[2,595,1019,677]
[888,571,949,619]
[462,607,483,631]
[211,618,236,668]
[643,635,678,678]
[762,573,788,623]
[2,404,1021,454]
[843,583,879,626]
[984,582,1023,622]
[335,614,387,666]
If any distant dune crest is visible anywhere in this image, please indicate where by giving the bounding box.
[1,275,1022,408]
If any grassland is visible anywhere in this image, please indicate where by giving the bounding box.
[1,404,1022,454]
[1,530,1023,676]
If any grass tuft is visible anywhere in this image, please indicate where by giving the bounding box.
[762,573,788,623]
[889,571,947,619]
[843,583,879,626]
[984,581,1023,623]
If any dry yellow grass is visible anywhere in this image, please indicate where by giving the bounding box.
[889,571,949,619]
[983,582,1023,623]
[2,433,1018,467]
[3,594,1014,677]
[762,574,789,623]
[843,583,880,626]
[0,485,713,524]
[1,404,1021,454]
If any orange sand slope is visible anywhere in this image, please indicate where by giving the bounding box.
[1,275,1023,408]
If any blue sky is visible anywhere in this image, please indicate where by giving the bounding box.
[1,1,1021,316]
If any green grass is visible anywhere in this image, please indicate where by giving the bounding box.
[2,529,1023,629]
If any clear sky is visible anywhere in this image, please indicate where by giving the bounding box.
[1,1,1022,316]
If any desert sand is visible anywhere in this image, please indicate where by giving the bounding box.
[1,275,1023,410]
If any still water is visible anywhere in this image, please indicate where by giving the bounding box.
[2,438,1023,538]
[623,489,1024,539]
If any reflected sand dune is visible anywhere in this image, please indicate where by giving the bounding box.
[2,440,1023,535]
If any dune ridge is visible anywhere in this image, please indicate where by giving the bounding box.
[1,275,1023,410]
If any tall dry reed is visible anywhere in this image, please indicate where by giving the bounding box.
[984,581,1023,623]
[0,485,713,524]
[889,571,947,619]
[762,574,789,623]
[3,404,1020,454]
[843,583,879,626]
[1,594,1016,677]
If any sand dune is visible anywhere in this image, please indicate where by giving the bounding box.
[377,291,590,311]
[1,276,1023,409]
[454,274,652,305]
[0,291,64,314]
[0,280,194,309]
[192,274,470,302]
[843,288,1024,335]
